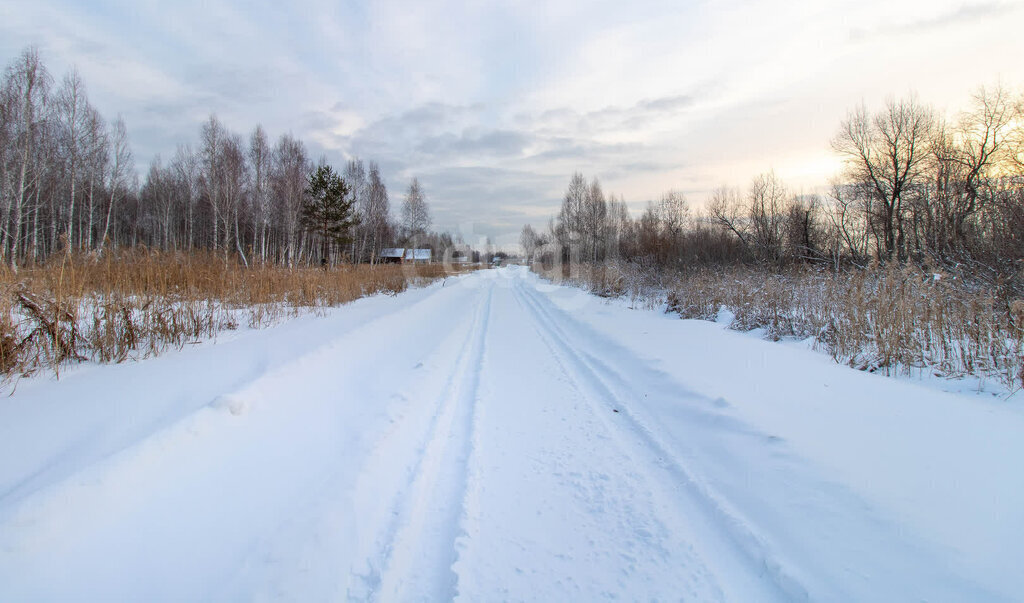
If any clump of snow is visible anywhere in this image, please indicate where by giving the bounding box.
[211,394,249,416]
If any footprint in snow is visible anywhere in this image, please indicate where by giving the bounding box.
[211,394,249,416]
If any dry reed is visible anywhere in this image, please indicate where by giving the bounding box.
[1,249,464,381]
[555,261,1024,392]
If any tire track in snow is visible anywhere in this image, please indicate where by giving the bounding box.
[0,277,471,512]
[0,278,486,602]
[511,278,808,601]
[454,275,728,600]
[211,274,476,417]
[342,283,488,596]
[514,276,998,601]
[215,283,491,601]
[358,281,492,602]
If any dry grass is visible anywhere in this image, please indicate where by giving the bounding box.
[537,261,670,310]
[0,249,464,380]
[553,261,1024,392]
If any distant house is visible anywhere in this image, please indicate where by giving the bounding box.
[379,248,432,264]
[445,245,475,265]
[405,249,432,264]
[380,248,405,264]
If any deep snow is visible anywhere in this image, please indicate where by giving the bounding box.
[0,266,1021,601]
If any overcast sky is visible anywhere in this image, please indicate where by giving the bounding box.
[3,0,1023,246]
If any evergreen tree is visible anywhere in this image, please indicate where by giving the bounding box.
[302,164,358,265]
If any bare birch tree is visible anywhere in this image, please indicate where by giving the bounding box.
[271,133,308,266]
[99,115,131,252]
[400,177,430,245]
[2,47,51,267]
[248,125,270,262]
[364,161,390,264]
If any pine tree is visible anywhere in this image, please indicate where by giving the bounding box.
[302,164,358,266]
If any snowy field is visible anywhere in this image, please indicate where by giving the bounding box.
[1,266,1022,601]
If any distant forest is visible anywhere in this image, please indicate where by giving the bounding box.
[0,47,456,268]
[526,83,1024,292]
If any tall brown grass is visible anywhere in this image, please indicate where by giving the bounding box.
[551,261,1024,392]
[0,249,462,380]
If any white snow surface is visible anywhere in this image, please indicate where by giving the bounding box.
[1,266,1022,601]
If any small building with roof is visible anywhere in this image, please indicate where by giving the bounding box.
[379,248,406,264]
[405,249,432,264]
[379,248,433,264]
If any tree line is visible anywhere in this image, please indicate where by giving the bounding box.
[527,84,1024,286]
[0,47,451,268]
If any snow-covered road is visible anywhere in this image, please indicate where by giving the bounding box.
[1,267,1022,601]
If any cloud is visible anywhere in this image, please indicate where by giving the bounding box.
[416,130,531,159]
[417,166,565,236]
[850,1,1015,40]
[348,102,482,155]
[186,64,273,106]
[518,93,700,139]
